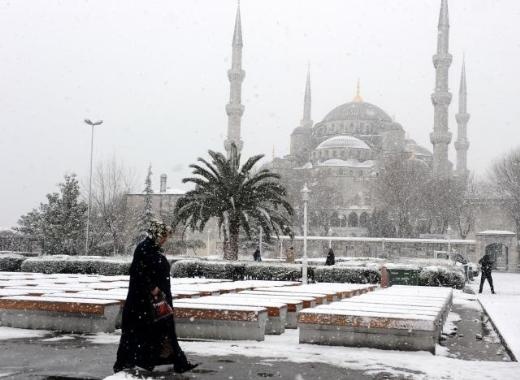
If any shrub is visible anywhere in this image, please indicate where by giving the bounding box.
[0,253,27,272]
[314,266,381,284]
[20,255,132,275]
[418,265,465,289]
[171,260,383,283]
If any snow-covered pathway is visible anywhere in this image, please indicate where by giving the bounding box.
[475,272,520,360]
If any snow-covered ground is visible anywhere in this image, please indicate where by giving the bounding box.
[100,287,520,380]
[474,272,520,360]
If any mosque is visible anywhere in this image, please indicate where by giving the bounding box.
[223,0,470,237]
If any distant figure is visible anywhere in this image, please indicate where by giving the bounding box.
[479,252,495,294]
[286,246,295,263]
[325,248,335,266]
[253,247,262,262]
[454,252,469,282]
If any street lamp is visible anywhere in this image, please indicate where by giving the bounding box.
[301,183,311,284]
[447,225,452,260]
[83,118,103,255]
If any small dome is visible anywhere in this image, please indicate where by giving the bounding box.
[322,101,392,123]
[319,159,375,168]
[316,135,370,150]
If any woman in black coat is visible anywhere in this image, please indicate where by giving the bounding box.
[113,221,197,373]
[325,248,335,266]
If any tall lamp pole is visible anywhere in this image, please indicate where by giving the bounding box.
[301,183,310,284]
[83,119,103,255]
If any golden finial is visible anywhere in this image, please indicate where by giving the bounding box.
[353,78,363,102]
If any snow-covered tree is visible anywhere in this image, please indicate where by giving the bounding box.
[16,174,87,255]
[135,165,155,242]
[492,148,520,235]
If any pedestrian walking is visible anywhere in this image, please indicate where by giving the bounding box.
[114,220,198,374]
[478,252,495,294]
[253,247,262,262]
[325,248,335,266]
[286,246,295,263]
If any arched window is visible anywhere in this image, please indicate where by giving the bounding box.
[359,212,369,227]
[348,212,358,227]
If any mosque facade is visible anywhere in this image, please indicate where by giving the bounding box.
[224,0,470,237]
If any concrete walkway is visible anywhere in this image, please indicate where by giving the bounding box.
[474,272,520,360]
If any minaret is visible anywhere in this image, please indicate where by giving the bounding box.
[430,0,453,177]
[224,1,245,154]
[455,58,470,179]
[300,66,313,128]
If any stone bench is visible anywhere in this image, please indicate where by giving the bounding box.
[239,290,317,309]
[0,296,120,333]
[172,302,268,341]
[298,286,453,353]
[298,307,439,353]
[175,295,287,334]
[230,292,304,328]
[253,287,328,305]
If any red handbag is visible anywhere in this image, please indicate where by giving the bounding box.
[152,291,174,322]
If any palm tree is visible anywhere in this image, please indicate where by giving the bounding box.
[173,143,293,260]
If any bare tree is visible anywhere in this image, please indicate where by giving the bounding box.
[373,157,429,237]
[452,175,480,239]
[88,157,138,255]
[492,148,520,235]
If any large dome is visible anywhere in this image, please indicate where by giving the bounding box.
[316,135,371,150]
[322,101,392,123]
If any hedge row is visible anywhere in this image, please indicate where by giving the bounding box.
[0,253,27,272]
[418,266,465,289]
[170,260,380,284]
[20,255,132,275]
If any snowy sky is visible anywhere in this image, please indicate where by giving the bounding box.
[1,0,519,228]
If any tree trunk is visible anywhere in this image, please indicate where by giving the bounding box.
[224,220,240,261]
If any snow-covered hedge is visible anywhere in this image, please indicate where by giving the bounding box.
[314,266,380,284]
[171,260,381,283]
[171,260,307,281]
[20,255,132,275]
[0,253,27,272]
[418,265,465,289]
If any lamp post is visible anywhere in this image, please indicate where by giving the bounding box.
[301,183,310,284]
[83,119,103,255]
[447,225,452,260]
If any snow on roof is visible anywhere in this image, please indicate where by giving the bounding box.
[476,230,516,236]
[318,159,375,168]
[316,135,371,150]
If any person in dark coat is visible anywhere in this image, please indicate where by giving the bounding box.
[479,252,495,294]
[325,248,335,266]
[253,247,262,262]
[114,220,197,373]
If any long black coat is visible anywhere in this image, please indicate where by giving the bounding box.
[115,237,180,371]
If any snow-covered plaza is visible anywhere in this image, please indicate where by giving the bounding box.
[0,272,519,380]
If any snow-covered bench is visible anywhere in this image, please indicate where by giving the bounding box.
[252,287,329,305]
[298,286,453,353]
[0,296,120,333]
[239,290,317,309]
[172,302,268,341]
[228,292,304,328]
[174,295,288,334]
